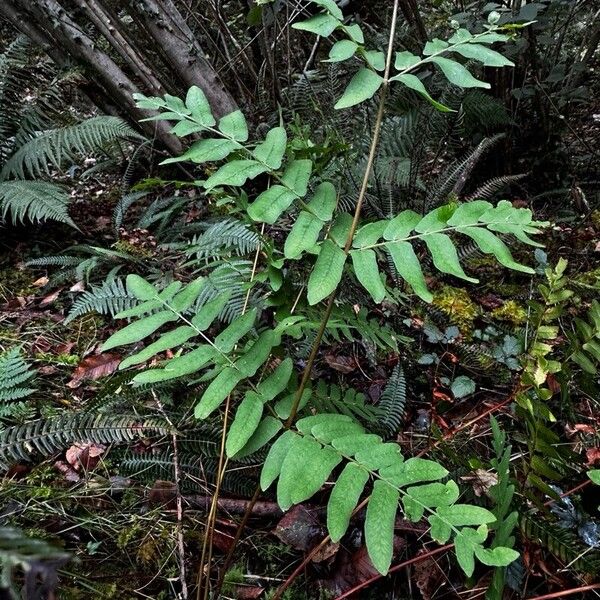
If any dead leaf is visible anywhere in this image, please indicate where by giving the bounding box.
[324,354,356,373]
[587,447,600,466]
[67,353,121,388]
[54,460,81,482]
[460,469,498,497]
[69,281,85,292]
[234,586,263,599]
[32,277,49,288]
[274,505,325,551]
[66,442,105,471]
[39,289,61,306]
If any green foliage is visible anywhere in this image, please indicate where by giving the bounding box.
[0,348,36,426]
[109,10,537,580]
[376,364,406,437]
[0,37,139,227]
[0,527,70,600]
[0,414,168,470]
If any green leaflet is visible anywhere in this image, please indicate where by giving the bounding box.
[334,68,384,110]
[218,110,248,141]
[310,0,343,19]
[256,358,293,401]
[277,435,341,510]
[311,420,365,444]
[450,44,514,67]
[185,86,215,126]
[281,160,313,196]
[351,249,386,303]
[235,330,278,377]
[588,470,600,485]
[132,344,216,384]
[390,73,453,112]
[402,481,459,521]
[226,393,264,457]
[285,181,337,259]
[274,389,311,419]
[160,138,240,165]
[253,126,287,169]
[383,210,421,240]
[385,242,433,302]
[170,277,205,312]
[422,233,478,283]
[195,367,245,419]
[363,50,385,71]
[355,443,403,470]
[365,480,399,575]
[214,309,257,353]
[343,23,364,44]
[116,281,182,318]
[325,39,358,62]
[474,545,519,568]
[329,213,353,247]
[380,457,448,486]
[353,220,387,248]
[233,416,283,459]
[248,186,297,224]
[126,274,158,301]
[260,430,297,491]
[296,413,354,434]
[331,433,383,455]
[327,463,369,542]
[102,310,177,351]
[284,211,323,259]
[120,325,197,369]
[307,240,347,305]
[454,526,488,576]
[429,57,490,89]
[435,504,497,526]
[292,13,340,37]
[191,292,231,331]
[204,160,268,190]
[457,227,534,273]
[446,200,492,226]
[306,182,337,220]
[394,51,420,70]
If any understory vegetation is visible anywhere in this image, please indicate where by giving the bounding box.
[0,1,599,599]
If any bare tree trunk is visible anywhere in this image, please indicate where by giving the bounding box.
[399,0,427,44]
[73,0,165,95]
[128,0,238,117]
[4,0,182,153]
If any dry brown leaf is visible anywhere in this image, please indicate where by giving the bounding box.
[67,353,121,388]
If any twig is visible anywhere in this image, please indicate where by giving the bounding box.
[526,584,600,600]
[153,393,188,600]
[334,543,454,600]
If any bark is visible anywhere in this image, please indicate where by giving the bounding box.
[5,0,182,153]
[399,0,427,44]
[73,0,165,95]
[129,0,238,117]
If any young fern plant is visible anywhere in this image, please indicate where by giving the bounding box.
[108,6,543,578]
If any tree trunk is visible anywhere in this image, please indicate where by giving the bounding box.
[128,0,238,117]
[3,0,182,153]
[0,0,240,150]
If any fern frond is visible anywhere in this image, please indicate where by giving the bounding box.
[310,381,382,424]
[466,173,527,201]
[376,364,407,437]
[2,116,142,179]
[0,414,169,470]
[183,219,260,261]
[0,348,36,403]
[0,180,74,226]
[64,277,136,324]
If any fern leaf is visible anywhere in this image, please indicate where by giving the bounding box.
[0,180,74,226]
[376,364,407,437]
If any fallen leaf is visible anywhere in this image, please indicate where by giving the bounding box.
[32,276,49,288]
[460,469,498,497]
[324,354,356,373]
[39,289,61,306]
[235,586,263,599]
[66,442,105,471]
[54,460,81,482]
[587,448,600,466]
[274,505,325,551]
[69,281,85,292]
[67,353,121,388]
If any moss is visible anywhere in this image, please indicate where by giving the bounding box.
[491,300,528,326]
[432,285,479,334]
[0,266,37,298]
[590,209,600,230]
